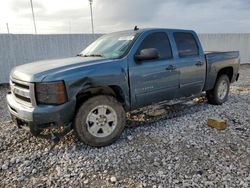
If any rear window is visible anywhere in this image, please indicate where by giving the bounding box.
[173,32,199,57]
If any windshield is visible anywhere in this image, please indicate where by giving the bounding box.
[80,32,138,59]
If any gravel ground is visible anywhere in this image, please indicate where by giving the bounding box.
[0,65,250,187]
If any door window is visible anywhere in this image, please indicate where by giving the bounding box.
[138,32,172,59]
[173,32,199,57]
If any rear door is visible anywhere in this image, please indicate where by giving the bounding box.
[173,32,206,97]
[129,31,180,108]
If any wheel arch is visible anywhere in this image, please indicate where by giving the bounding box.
[75,85,126,112]
[216,67,234,82]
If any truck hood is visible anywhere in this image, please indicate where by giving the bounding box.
[11,56,107,82]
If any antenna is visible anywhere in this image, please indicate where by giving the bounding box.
[134,26,139,31]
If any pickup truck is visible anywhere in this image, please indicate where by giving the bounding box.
[7,28,240,147]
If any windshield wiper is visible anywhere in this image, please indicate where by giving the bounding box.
[83,54,104,57]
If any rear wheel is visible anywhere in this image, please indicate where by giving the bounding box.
[74,95,125,147]
[206,75,230,105]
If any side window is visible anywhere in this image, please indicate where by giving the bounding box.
[138,32,172,59]
[173,32,199,58]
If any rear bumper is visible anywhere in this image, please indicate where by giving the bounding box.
[231,73,240,83]
[6,93,76,130]
[235,73,240,81]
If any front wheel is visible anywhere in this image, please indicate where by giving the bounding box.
[74,95,125,147]
[206,75,230,105]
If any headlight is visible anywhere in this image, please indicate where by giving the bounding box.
[35,81,67,105]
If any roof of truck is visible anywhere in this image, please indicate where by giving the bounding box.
[110,28,195,35]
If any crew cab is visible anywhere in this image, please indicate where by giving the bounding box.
[7,28,240,146]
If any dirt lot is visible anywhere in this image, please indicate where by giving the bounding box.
[0,65,250,187]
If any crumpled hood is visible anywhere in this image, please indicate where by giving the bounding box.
[11,56,107,82]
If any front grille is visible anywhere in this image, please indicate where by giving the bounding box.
[10,79,36,107]
[14,82,29,90]
[14,94,32,103]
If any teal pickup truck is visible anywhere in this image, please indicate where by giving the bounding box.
[7,28,240,146]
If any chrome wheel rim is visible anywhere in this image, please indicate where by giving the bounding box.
[217,80,228,100]
[86,105,118,138]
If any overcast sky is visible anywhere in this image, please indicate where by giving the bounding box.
[0,0,250,34]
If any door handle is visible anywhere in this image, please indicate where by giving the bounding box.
[195,61,204,66]
[166,65,176,71]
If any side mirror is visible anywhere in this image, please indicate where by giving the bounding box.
[134,48,160,61]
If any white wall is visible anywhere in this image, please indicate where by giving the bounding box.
[0,34,101,83]
[0,33,249,83]
[198,33,250,64]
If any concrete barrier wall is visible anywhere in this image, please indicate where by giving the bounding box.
[198,33,250,64]
[0,33,249,83]
[0,34,102,83]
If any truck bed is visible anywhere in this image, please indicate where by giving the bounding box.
[205,51,239,62]
[203,51,240,91]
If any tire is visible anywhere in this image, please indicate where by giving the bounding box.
[206,75,230,105]
[74,95,125,147]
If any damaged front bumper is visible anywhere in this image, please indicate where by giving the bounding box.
[6,93,76,138]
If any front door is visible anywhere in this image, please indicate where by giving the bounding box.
[129,32,180,108]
